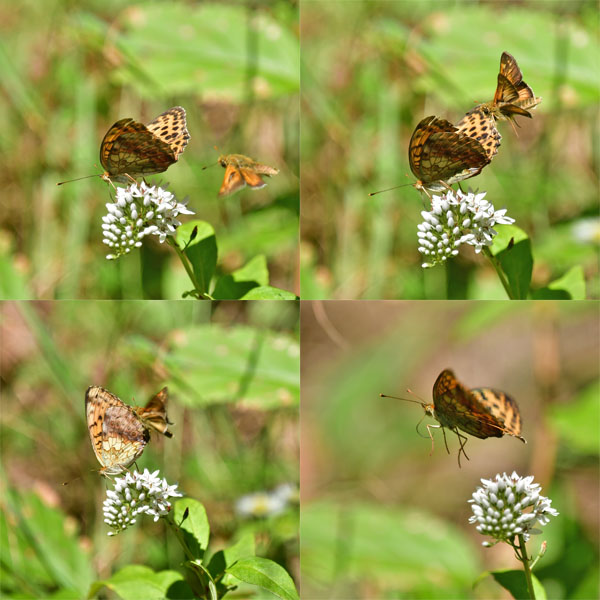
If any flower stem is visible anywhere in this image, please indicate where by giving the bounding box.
[517,534,536,600]
[168,239,213,299]
[482,246,513,299]
[165,517,209,598]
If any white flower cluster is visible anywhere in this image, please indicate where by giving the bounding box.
[103,469,183,536]
[235,483,298,519]
[418,190,515,268]
[102,182,194,260]
[468,471,558,544]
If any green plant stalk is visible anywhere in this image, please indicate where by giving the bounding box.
[518,534,536,600]
[482,246,513,299]
[168,239,213,299]
[165,517,209,598]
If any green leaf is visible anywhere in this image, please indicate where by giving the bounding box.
[5,491,94,595]
[226,557,299,600]
[164,324,299,409]
[174,499,210,560]
[491,225,533,299]
[489,568,547,600]
[207,532,256,579]
[176,220,217,296]
[302,501,478,595]
[87,565,189,600]
[212,255,269,299]
[241,286,297,300]
[207,532,256,596]
[531,265,586,300]
[113,4,299,101]
[548,379,600,454]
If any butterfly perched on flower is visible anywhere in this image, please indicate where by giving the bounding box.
[85,386,173,477]
[58,107,190,188]
[381,369,526,467]
[216,154,279,197]
[408,116,491,194]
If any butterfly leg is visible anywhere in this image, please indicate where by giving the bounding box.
[452,428,470,468]
[425,423,441,456]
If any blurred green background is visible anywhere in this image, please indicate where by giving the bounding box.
[300,0,599,299]
[300,300,599,598]
[0,300,299,597]
[0,0,299,299]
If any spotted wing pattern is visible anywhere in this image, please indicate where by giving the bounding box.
[456,107,502,161]
[99,107,189,184]
[432,369,525,442]
[408,116,490,192]
[145,107,190,161]
[85,386,149,477]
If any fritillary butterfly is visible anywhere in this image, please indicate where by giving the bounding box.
[408,116,491,195]
[58,107,189,187]
[381,369,526,467]
[85,386,173,477]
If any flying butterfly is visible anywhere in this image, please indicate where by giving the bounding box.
[380,369,526,467]
[85,385,173,477]
[57,107,190,188]
[214,154,279,197]
[469,52,541,126]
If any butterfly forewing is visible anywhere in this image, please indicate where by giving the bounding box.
[408,116,490,191]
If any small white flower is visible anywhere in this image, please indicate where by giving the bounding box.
[102,182,194,260]
[103,469,183,535]
[468,471,558,544]
[235,483,298,519]
[418,189,515,268]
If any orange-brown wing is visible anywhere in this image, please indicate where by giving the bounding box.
[499,52,537,104]
[471,387,525,441]
[240,168,267,189]
[85,386,148,475]
[432,370,513,439]
[493,73,522,106]
[219,164,246,196]
[409,116,489,186]
[145,106,190,160]
[456,107,502,161]
[495,52,541,118]
[99,118,176,178]
[135,387,173,438]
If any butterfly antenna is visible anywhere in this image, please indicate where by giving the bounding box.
[369,181,414,197]
[56,174,101,186]
[379,392,424,406]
